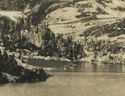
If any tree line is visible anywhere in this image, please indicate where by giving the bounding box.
[39,28,84,60]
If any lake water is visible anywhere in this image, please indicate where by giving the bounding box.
[0,72,125,96]
[26,59,125,73]
[1,60,125,96]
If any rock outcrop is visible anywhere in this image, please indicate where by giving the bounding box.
[0,50,51,84]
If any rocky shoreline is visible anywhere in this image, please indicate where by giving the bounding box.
[0,50,53,84]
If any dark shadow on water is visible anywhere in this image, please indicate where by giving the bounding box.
[0,83,8,86]
[26,58,125,73]
[0,61,125,85]
[0,79,49,86]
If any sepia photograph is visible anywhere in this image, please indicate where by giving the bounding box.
[0,0,125,96]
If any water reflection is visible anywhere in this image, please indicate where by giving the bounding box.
[91,63,124,73]
[26,58,125,73]
[51,63,125,73]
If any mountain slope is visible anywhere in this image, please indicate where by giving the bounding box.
[1,0,125,61]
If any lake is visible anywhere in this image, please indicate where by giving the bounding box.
[26,58,125,73]
[0,72,125,96]
[0,60,125,96]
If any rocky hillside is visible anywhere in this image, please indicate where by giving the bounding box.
[1,0,125,41]
[0,0,53,11]
[1,0,125,62]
